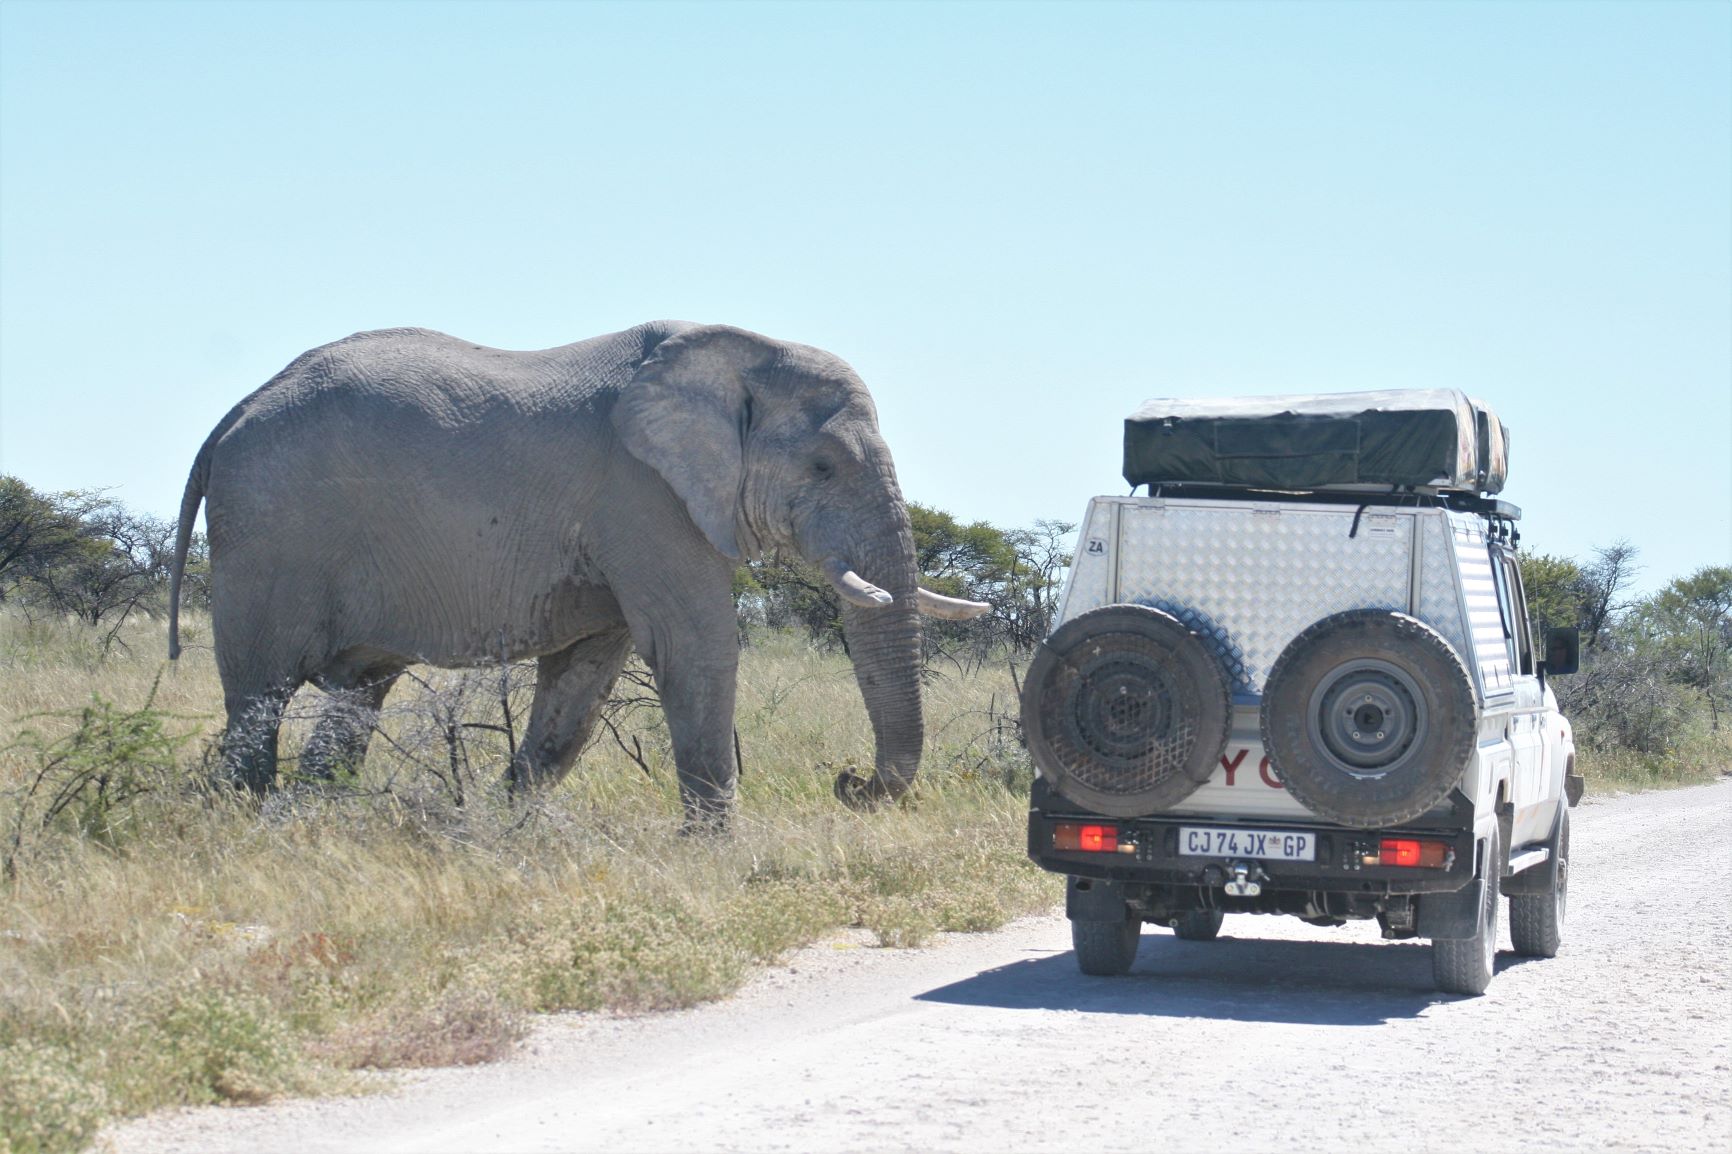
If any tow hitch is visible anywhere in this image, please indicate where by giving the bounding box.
[1224,861,1268,897]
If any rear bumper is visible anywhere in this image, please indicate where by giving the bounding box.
[1027,805,1478,898]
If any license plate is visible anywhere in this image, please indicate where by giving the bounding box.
[1179,826,1315,861]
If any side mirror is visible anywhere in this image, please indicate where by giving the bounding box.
[1543,627,1580,676]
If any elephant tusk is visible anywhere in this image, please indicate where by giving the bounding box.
[821,557,895,609]
[917,587,991,620]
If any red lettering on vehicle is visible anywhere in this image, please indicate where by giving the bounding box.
[1259,756,1284,789]
[1220,749,1248,785]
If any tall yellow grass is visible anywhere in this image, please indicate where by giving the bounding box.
[0,613,1056,1152]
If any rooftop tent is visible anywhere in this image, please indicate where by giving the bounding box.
[1122,389,1509,495]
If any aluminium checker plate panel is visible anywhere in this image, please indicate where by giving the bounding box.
[1055,498,1119,625]
[1055,496,1474,701]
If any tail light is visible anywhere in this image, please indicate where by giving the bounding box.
[1053,822,1120,853]
[1370,838,1452,868]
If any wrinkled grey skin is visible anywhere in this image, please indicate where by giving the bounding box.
[167,322,933,825]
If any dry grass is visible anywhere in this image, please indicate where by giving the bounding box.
[18,610,1710,1149]
[1575,729,1732,794]
[0,613,1055,1152]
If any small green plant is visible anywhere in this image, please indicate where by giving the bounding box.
[2,674,201,878]
[0,1041,109,1154]
[110,988,307,1110]
[861,893,939,948]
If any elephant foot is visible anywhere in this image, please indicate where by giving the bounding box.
[678,801,733,837]
[833,770,907,812]
[220,747,278,796]
[297,745,360,784]
[218,765,274,801]
[504,752,561,797]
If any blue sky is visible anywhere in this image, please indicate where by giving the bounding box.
[2,0,1727,593]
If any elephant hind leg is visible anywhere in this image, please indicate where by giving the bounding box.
[301,666,404,781]
[508,629,634,793]
[222,683,296,794]
[212,592,322,794]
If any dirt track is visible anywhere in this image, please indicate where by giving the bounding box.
[105,779,1732,1153]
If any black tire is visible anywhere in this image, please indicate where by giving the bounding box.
[1170,909,1224,941]
[1261,610,1478,829]
[1022,605,1233,818]
[1433,825,1502,996]
[1071,910,1142,976]
[1510,806,1569,958]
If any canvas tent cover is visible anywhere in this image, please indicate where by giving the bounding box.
[1122,389,1509,494]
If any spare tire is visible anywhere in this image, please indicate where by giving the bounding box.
[1260,610,1478,828]
[1021,605,1232,818]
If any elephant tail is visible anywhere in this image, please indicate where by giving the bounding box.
[168,436,214,661]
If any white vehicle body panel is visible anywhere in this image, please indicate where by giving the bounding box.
[1053,495,1574,852]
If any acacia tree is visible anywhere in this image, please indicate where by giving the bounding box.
[1517,552,1585,641]
[29,505,173,630]
[734,554,845,648]
[0,477,194,652]
[1578,540,1641,649]
[0,477,100,598]
[1556,616,1688,754]
[909,504,1074,659]
[1641,566,1732,731]
[1000,518,1075,650]
[1536,542,1732,754]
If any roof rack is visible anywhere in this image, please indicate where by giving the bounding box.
[1138,482,1521,523]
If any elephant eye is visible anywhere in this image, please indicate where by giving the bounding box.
[811,458,835,481]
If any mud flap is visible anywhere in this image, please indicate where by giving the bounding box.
[1505,802,1567,896]
[1067,876,1131,921]
[1417,876,1485,940]
[1501,862,1553,896]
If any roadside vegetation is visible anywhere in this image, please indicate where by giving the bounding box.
[0,478,1068,1153]
[1519,544,1731,791]
[0,476,1725,1152]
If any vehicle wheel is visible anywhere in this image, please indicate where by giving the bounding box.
[1509,806,1568,958]
[1432,825,1502,996]
[1261,610,1478,828]
[1071,910,1142,976]
[1022,604,1233,818]
[1170,909,1225,941]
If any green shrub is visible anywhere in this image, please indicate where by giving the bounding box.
[861,894,939,948]
[519,903,753,1013]
[109,989,305,1110]
[2,677,201,877]
[0,1041,109,1154]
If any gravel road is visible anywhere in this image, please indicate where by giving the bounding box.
[104,779,1731,1153]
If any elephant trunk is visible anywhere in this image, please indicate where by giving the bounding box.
[831,535,926,810]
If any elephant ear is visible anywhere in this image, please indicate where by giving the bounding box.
[612,326,777,562]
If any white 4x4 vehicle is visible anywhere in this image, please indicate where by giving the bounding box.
[1021,391,1581,995]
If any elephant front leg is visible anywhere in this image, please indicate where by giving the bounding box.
[509,629,634,793]
[605,543,742,829]
[651,665,737,828]
[650,654,742,831]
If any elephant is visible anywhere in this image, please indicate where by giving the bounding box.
[165,321,987,825]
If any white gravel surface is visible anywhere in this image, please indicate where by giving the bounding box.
[103,779,1732,1153]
